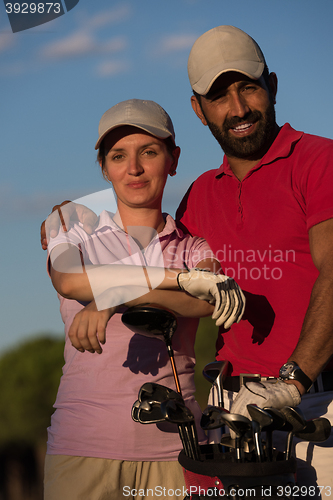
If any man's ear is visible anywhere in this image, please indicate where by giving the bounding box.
[268,72,278,104]
[191,95,208,126]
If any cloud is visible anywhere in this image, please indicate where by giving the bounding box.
[37,4,132,61]
[40,32,127,59]
[153,34,197,55]
[96,59,130,77]
[78,4,132,31]
[0,32,16,53]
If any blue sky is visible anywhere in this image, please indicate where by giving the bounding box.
[1,0,333,353]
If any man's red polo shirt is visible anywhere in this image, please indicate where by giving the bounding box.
[177,124,333,376]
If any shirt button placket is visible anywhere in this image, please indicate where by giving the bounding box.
[236,182,244,229]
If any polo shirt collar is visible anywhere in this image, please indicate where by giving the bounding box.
[216,123,303,178]
[95,209,182,238]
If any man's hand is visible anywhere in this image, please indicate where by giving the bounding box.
[68,300,118,354]
[41,201,98,250]
[231,379,301,420]
[177,268,245,328]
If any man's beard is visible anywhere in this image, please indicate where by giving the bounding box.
[204,102,277,160]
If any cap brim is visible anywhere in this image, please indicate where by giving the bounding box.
[193,60,265,95]
[95,123,173,150]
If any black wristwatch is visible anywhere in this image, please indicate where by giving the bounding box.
[279,361,313,392]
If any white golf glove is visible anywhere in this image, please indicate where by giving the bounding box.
[231,379,301,420]
[177,268,245,328]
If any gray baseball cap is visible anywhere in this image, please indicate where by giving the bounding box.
[95,99,176,149]
[188,25,266,95]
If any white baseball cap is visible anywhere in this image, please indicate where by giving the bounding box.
[95,99,176,150]
[188,25,266,95]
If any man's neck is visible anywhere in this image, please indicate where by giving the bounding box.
[227,156,260,181]
[226,123,280,181]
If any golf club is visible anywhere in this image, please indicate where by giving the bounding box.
[138,382,184,405]
[122,305,181,394]
[161,399,200,461]
[202,360,229,407]
[200,405,230,430]
[132,399,166,424]
[247,405,273,462]
[202,360,230,447]
[294,417,331,442]
[219,412,252,462]
[280,406,306,460]
[131,399,140,422]
[263,407,287,461]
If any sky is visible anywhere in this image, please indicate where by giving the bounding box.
[1,0,333,354]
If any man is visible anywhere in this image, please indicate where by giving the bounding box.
[176,25,333,492]
[41,25,333,492]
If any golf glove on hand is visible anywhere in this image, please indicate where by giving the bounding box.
[177,268,245,328]
[231,379,301,421]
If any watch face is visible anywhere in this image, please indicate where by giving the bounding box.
[280,362,295,377]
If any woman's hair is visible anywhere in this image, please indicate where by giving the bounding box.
[97,133,177,181]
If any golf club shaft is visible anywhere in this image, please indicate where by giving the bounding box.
[285,431,294,460]
[178,424,191,457]
[167,345,182,395]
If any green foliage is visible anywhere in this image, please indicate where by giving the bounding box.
[194,316,218,409]
[0,335,64,446]
[0,322,217,448]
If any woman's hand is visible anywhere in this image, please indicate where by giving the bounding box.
[68,300,118,354]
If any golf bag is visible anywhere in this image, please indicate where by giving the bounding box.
[125,306,331,500]
[179,443,297,500]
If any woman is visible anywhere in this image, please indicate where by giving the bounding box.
[45,99,244,500]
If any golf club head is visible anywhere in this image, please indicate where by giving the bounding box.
[202,360,229,384]
[263,407,287,431]
[202,360,229,407]
[220,412,252,437]
[247,404,273,429]
[220,435,254,453]
[131,399,140,422]
[138,382,183,405]
[295,417,331,442]
[134,400,166,424]
[280,406,307,433]
[160,399,194,424]
[200,405,230,430]
[121,305,177,345]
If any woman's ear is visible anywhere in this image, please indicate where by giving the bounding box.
[169,146,181,176]
[101,163,110,182]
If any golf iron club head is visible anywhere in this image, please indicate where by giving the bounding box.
[138,382,184,405]
[200,405,230,430]
[131,399,166,424]
[160,399,200,461]
[220,412,252,462]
